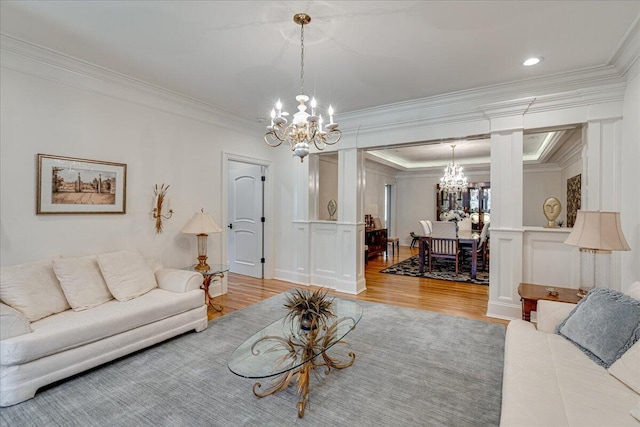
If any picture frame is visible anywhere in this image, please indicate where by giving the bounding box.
[37,154,127,214]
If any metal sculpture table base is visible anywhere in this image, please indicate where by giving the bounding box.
[250,320,356,418]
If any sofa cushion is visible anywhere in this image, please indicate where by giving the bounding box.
[556,287,640,368]
[0,303,31,340]
[608,340,640,394]
[0,288,203,365]
[53,255,113,311]
[0,258,70,322]
[97,250,157,301]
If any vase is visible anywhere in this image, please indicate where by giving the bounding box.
[299,315,317,331]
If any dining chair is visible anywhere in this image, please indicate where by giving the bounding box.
[458,217,472,233]
[428,236,460,277]
[418,220,434,255]
[461,222,490,270]
[373,217,384,230]
[410,232,420,249]
[419,220,432,237]
[430,221,456,239]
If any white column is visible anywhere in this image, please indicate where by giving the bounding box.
[308,155,320,221]
[583,118,626,290]
[293,159,311,221]
[487,130,524,320]
[291,159,311,284]
[583,119,623,211]
[334,148,366,294]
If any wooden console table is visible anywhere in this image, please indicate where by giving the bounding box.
[518,283,581,321]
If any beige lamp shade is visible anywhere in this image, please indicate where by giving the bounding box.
[181,210,223,235]
[182,210,222,272]
[564,210,630,252]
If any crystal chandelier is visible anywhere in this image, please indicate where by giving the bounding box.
[264,13,341,162]
[440,144,468,192]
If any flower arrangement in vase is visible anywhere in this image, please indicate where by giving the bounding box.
[440,209,468,222]
[283,288,335,331]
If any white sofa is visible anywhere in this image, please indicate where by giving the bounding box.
[501,284,640,426]
[0,251,208,407]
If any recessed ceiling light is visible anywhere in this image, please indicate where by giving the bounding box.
[523,57,543,66]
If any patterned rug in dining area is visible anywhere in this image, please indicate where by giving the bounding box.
[380,255,489,285]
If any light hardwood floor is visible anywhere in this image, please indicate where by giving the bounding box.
[208,245,508,325]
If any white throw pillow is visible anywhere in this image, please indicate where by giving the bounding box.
[0,258,70,322]
[608,339,640,394]
[625,281,640,300]
[97,250,157,301]
[53,255,113,311]
[146,258,164,275]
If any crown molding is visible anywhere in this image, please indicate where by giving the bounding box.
[0,34,262,136]
[339,65,626,141]
[557,143,583,170]
[609,14,640,79]
[522,163,563,173]
[363,156,403,176]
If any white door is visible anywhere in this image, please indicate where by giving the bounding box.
[227,161,264,278]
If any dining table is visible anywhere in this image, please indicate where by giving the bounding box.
[418,230,481,280]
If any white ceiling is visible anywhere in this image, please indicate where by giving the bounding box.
[1,1,637,169]
[365,126,584,171]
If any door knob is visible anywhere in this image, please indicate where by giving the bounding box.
[228,223,233,229]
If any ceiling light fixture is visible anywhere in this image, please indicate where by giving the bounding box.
[264,13,341,162]
[523,57,542,66]
[440,144,468,193]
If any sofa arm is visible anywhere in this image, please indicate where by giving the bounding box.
[156,268,203,293]
[536,300,577,333]
[0,302,31,340]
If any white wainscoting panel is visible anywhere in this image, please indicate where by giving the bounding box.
[523,227,578,288]
[310,222,339,287]
[278,221,310,285]
[487,229,523,320]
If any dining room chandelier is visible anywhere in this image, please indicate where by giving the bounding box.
[264,13,341,163]
[440,144,468,192]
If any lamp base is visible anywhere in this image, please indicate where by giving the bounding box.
[577,288,592,298]
[194,256,210,272]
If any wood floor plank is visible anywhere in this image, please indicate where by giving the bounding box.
[208,245,508,325]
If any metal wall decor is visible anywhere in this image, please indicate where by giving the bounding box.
[152,183,173,233]
[566,174,581,228]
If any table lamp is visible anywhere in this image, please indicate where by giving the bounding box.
[564,210,630,297]
[182,209,222,272]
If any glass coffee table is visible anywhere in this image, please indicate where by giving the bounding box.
[228,298,363,418]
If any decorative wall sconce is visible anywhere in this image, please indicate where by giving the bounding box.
[152,183,173,233]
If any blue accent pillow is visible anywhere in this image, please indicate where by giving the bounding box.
[556,287,640,368]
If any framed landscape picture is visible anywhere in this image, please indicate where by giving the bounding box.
[37,154,127,214]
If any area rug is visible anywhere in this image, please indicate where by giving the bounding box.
[0,293,505,427]
[380,255,490,285]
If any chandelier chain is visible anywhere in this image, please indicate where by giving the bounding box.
[300,22,305,94]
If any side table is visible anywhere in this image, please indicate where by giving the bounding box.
[518,283,581,321]
[186,264,229,312]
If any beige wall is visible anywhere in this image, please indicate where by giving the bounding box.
[364,161,397,230]
[318,155,338,220]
